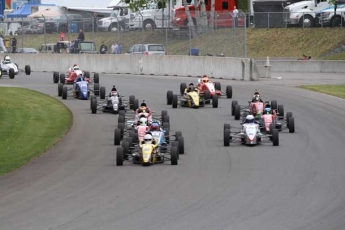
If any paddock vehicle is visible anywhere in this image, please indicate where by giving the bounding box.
[167,88,218,109]
[0,61,31,79]
[179,80,232,99]
[223,122,279,146]
[231,99,284,120]
[116,140,179,166]
[53,68,99,85]
[58,80,106,100]
[90,92,135,114]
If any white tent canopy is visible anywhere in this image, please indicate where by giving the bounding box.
[27,8,62,18]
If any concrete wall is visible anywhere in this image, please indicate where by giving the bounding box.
[4,54,258,81]
[269,60,345,73]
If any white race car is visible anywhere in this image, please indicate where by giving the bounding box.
[0,56,31,79]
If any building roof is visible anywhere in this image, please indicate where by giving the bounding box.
[7,3,55,18]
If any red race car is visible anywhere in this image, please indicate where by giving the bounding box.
[179,75,232,99]
[53,64,100,85]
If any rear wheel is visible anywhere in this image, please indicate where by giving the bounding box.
[180,83,187,95]
[214,82,221,91]
[277,105,284,119]
[163,115,170,123]
[62,86,68,99]
[272,129,279,146]
[226,85,232,98]
[231,100,238,116]
[118,115,125,124]
[167,90,173,105]
[271,100,277,110]
[161,110,168,117]
[53,72,59,83]
[100,86,106,99]
[58,83,63,96]
[60,74,66,84]
[93,73,99,83]
[288,117,295,133]
[224,123,230,130]
[171,147,178,165]
[116,147,124,166]
[234,105,241,120]
[212,94,218,108]
[177,136,184,154]
[133,99,139,111]
[94,83,100,96]
[224,128,230,146]
[172,95,178,108]
[114,128,121,145]
[91,97,97,114]
[129,95,135,109]
[25,65,31,75]
[204,90,211,100]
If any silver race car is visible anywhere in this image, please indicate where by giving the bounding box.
[0,55,31,79]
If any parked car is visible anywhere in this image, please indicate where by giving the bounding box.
[125,44,166,55]
[16,48,39,54]
[69,40,98,54]
[15,24,44,34]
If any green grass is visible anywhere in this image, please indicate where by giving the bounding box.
[0,87,72,176]
[299,85,345,99]
[10,27,345,59]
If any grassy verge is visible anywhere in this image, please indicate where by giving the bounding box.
[0,87,72,176]
[299,85,345,99]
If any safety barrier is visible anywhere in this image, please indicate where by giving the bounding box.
[5,54,260,81]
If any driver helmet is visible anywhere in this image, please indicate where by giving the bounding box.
[73,65,80,70]
[264,107,271,114]
[151,122,160,131]
[139,117,147,125]
[77,73,84,81]
[245,115,255,123]
[144,134,153,144]
[254,95,260,101]
[202,75,209,83]
[4,55,10,64]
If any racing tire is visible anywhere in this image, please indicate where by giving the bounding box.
[91,97,97,114]
[163,115,169,123]
[93,73,99,83]
[129,131,137,143]
[288,117,295,133]
[286,112,293,123]
[224,128,230,146]
[175,131,182,139]
[224,123,230,130]
[25,65,31,75]
[100,86,106,99]
[118,123,125,138]
[94,83,100,96]
[90,95,96,109]
[116,147,124,166]
[272,129,279,146]
[269,123,275,134]
[129,95,135,109]
[171,141,179,159]
[114,128,121,145]
[172,95,178,108]
[84,71,90,79]
[9,68,15,79]
[171,146,178,165]
[122,141,130,155]
[226,85,233,98]
[62,86,68,100]
[60,74,66,84]
[271,100,278,110]
[161,110,168,117]
[58,83,64,96]
[165,128,170,143]
[180,83,187,95]
[215,82,221,91]
[167,90,173,105]
[119,110,126,116]
[277,105,284,119]
[118,115,125,124]
[177,136,184,154]
[231,100,238,116]
[204,90,211,100]
[163,122,170,130]
[133,99,139,111]
[53,72,59,83]
[234,105,241,120]
[212,94,218,108]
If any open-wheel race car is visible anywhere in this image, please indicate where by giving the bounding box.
[257,108,295,134]
[116,136,179,166]
[57,77,105,100]
[179,75,232,99]
[167,83,218,109]
[0,55,31,79]
[90,93,139,114]
[223,115,279,147]
[53,64,99,85]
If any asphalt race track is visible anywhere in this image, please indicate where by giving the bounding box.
[1,71,345,230]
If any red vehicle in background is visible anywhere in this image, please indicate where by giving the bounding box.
[53,64,100,84]
[172,0,244,28]
[179,75,232,99]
